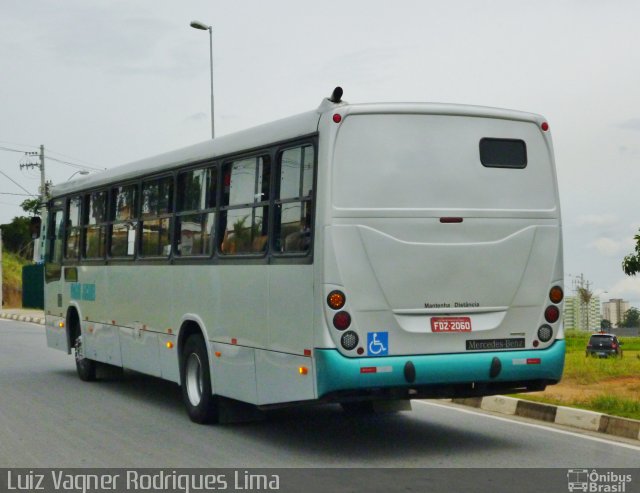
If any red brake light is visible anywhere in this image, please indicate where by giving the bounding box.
[333,114,342,123]
[541,122,549,131]
[544,306,560,323]
[333,311,351,330]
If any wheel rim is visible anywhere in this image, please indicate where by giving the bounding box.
[186,353,203,406]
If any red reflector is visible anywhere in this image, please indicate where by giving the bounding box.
[231,338,237,345]
[541,122,549,131]
[611,343,618,349]
[440,217,463,223]
[360,367,377,374]
[304,349,312,357]
[333,113,342,123]
[526,358,541,365]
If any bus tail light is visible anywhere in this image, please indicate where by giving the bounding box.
[333,311,351,330]
[549,286,563,304]
[341,331,359,350]
[327,290,346,310]
[537,325,553,342]
[544,306,560,323]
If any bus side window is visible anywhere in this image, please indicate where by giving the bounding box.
[45,208,64,282]
[83,191,108,259]
[140,176,173,257]
[109,184,138,257]
[274,144,314,254]
[64,196,82,261]
[175,167,216,257]
[219,156,270,255]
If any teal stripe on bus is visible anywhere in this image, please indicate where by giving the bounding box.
[314,340,565,397]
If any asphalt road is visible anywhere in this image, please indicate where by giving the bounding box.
[1,319,639,470]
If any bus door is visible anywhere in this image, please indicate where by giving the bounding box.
[44,200,68,352]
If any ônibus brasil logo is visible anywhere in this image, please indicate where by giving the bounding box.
[567,469,633,492]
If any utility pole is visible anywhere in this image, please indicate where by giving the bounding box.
[20,145,46,262]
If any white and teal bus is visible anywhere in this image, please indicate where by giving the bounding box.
[43,88,565,423]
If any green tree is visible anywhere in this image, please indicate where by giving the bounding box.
[0,216,32,257]
[622,230,640,275]
[20,198,41,216]
[620,308,640,328]
[600,319,612,330]
[577,286,594,329]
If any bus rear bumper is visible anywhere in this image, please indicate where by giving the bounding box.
[315,339,565,400]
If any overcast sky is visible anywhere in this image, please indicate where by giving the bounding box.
[1,0,639,308]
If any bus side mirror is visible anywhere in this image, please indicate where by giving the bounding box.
[30,217,42,239]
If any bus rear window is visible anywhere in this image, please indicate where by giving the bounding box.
[480,138,527,169]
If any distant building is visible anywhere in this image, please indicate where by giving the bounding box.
[563,296,602,331]
[602,299,630,328]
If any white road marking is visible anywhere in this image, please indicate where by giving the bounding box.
[415,400,640,452]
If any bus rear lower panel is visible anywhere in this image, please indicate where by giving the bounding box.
[314,339,565,401]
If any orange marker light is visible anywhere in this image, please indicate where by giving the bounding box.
[549,286,564,304]
[166,342,174,349]
[215,351,222,358]
[327,290,346,310]
[58,321,65,328]
[299,366,308,376]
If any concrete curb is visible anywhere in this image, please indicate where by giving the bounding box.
[453,395,640,441]
[0,312,45,325]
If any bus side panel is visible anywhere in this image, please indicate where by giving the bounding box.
[211,343,258,404]
[119,325,162,377]
[217,266,268,348]
[255,349,316,405]
[267,265,314,353]
[88,322,123,367]
[45,315,67,352]
[158,333,179,383]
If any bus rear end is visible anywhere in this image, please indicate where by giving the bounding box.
[315,104,564,403]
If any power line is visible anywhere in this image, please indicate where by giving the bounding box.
[46,156,103,172]
[0,192,33,196]
[0,146,26,153]
[0,170,36,196]
[0,142,103,171]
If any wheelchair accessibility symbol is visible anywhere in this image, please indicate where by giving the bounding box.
[367,332,389,356]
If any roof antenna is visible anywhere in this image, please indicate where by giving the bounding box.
[329,86,343,103]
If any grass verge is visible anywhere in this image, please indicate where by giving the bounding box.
[1,250,28,307]
[514,332,640,421]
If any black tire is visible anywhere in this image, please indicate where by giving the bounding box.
[340,401,375,415]
[74,335,97,382]
[181,334,219,424]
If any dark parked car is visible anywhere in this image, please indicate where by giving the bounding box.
[585,334,623,358]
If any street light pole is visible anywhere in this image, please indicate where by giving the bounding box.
[190,20,215,139]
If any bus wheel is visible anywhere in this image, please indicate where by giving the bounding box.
[74,335,97,382]
[181,334,219,424]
